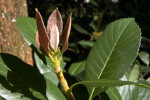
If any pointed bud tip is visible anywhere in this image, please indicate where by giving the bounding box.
[70,12,72,16]
[35,8,38,12]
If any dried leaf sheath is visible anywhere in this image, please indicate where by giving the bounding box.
[62,13,72,53]
[36,9,49,53]
[47,9,63,39]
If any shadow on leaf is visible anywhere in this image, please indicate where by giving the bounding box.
[0,53,47,100]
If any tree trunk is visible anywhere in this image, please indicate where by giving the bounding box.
[0,0,33,65]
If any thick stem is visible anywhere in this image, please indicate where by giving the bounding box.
[54,65,75,100]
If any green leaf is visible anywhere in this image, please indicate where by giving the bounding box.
[69,80,135,90]
[69,60,86,76]
[138,51,149,66]
[34,53,59,85]
[78,40,94,48]
[118,80,150,100]
[46,79,67,100]
[75,71,86,81]
[90,0,99,6]
[106,77,150,100]
[141,66,150,72]
[0,84,31,100]
[85,18,141,99]
[69,79,150,100]
[72,24,90,35]
[146,78,150,84]
[106,87,122,100]
[0,53,66,100]
[127,64,140,81]
[17,17,37,46]
[0,53,46,100]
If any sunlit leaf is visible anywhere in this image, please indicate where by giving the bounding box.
[85,18,141,99]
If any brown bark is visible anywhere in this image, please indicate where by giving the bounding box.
[0,0,33,65]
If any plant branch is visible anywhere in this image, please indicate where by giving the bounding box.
[53,59,75,100]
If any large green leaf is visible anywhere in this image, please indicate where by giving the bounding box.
[69,60,86,76]
[0,83,31,100]
[0,53,66,100]
[34,53,59,85]
[0,53,46,100]
[17,17,37,46]
[106,77,150,100]
[85,18,141,99]
[46,79,66,100]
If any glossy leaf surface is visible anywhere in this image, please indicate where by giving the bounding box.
[17,17,37,46]
[85,18,141,99]
[0,53,66,100]
[106,77,150,100]
[0,53,46,100]
[34,53,59,85]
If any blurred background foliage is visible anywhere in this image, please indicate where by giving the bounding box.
[27,0,150,78]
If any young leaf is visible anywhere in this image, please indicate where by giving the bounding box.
[47,9,63,38]
[17,17,57,71]
[36,9,49,53]
[62,13,72,53]
[50,23,59,51]
[36,31,47,55]
[85,18,141,99]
